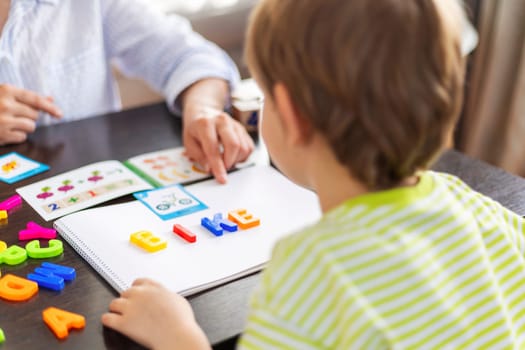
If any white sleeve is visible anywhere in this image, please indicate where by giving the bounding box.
[101,0,240,113]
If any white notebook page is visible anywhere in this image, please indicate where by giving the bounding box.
[54,166,321,296]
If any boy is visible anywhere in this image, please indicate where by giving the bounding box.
[102,0,525,348]
[0,0,253,183]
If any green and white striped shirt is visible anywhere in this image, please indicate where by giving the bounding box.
[239,171,525,349]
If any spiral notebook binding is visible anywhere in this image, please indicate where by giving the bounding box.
[53,221,130,292]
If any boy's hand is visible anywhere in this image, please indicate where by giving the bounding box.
[183,106,255,184]
[101,278,211,350]
[0,84,62,145]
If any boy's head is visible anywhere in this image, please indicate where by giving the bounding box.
[246,0,466,189]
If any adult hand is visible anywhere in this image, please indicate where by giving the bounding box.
[181,78,255,184]
[183,107,254,184]
[0,84,62,145]
[101,278,210,350]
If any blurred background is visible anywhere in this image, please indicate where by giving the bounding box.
[118,0,525,180]
[116,0,256,109]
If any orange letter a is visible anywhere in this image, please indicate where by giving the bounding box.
[43,306,86,339]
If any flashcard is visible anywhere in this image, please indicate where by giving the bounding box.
[16,161,153,221]
[133,184,207,220]
[124,146,265,187]
[124,148,212,187]
[0,152,49,184]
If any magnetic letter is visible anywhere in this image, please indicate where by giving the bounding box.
[130,231,167,252]
[172,224,197,243]
[19,222,57,240]
[216,213,238,232]
[0,274,38,301]
[228,209,260,229]
[41,262,76,281]
[25,239,63,259]
[28,268,65,291]
[42,307,85,339]
[0,245,28,265]
[201,217,223,236]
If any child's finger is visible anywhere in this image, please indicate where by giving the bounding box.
[132,278,157,287]
[108,297,127,314]
[120,288,133,298]
[101,312,124,330]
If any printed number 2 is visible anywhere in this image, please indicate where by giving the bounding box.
[47,203,59,211]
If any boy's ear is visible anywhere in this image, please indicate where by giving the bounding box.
[273,83,313,145]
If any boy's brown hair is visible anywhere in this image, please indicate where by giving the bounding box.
[246,0,466,189]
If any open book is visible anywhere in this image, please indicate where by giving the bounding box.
[17,147,266,221]
[53,166,321,296]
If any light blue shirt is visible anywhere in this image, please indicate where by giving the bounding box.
[0,0,240,125]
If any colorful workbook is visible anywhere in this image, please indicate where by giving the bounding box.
[16,160,153,221]
[53,165,321,296]
[16,146,267,221]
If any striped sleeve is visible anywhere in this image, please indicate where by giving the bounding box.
[238,238,328,349]
[238,309,323,350]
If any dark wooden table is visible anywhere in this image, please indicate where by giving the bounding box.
[1,102,525,350]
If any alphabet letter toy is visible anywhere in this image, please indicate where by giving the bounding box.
[172,224,197,243]
[42,307,85,339]
[27,270,65,291]
[0,245,27,265]
[0,194,22,211]
[201,213,239,236]
[27,263,76,291]
[228,209,260,229]
[201,216,223,236]
[19,221,57,240]
[216,213,238,232]
[130,231,167,252]
[25,239,63,259]
[0,274,38,301]
[41,262,76,281]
